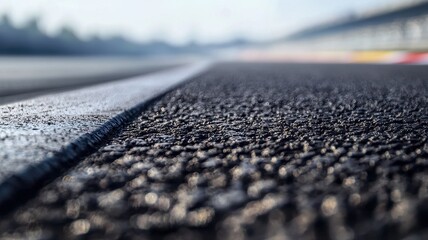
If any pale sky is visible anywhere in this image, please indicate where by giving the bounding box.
[0,0,416,45]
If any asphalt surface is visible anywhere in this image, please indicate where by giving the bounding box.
[1,62,428,240]
[0,57,185,104]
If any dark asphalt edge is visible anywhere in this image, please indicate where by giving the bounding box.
[0,65,210,215]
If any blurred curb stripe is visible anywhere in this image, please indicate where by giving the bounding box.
[239,50,428,64]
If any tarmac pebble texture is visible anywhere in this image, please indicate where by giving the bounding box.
[1,63,428,240]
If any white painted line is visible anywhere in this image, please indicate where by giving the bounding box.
[0,62,211,181]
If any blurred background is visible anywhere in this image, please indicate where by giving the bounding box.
[0,0,426,57]
[1,0,428,100]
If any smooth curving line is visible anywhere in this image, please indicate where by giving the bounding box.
[0,62,211,214]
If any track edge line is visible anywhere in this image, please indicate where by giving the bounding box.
[0,62,212,215]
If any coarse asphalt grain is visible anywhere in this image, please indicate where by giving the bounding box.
[0,62,427,240]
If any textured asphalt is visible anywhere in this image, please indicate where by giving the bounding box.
[1,63,427,240]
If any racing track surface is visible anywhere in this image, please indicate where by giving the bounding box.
[1,62,427,240]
